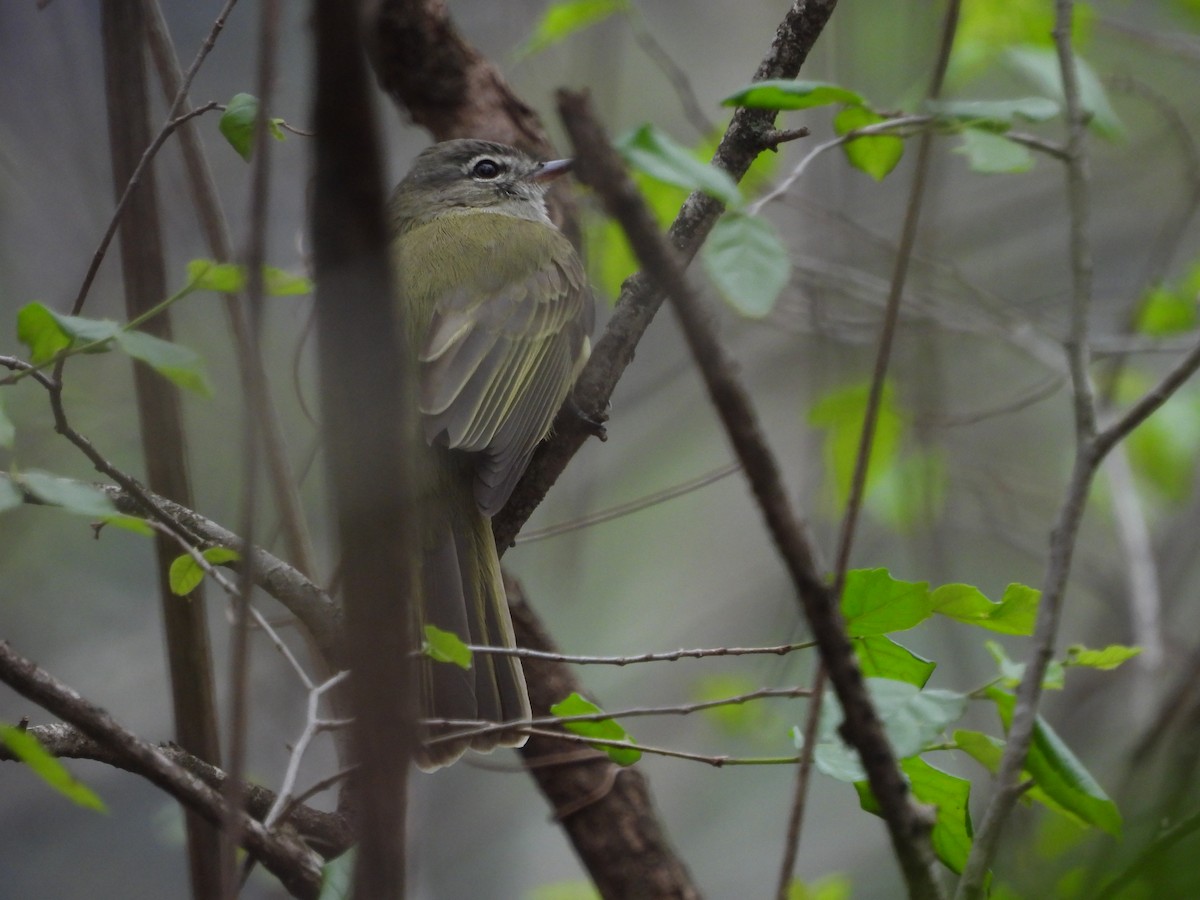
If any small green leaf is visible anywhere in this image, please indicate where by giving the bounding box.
[955,128,1034,174]
[985,640,1064,690]
[528,882,603,900]
[168,547,241,597]
[785,873,853,900]
[0,392,14,449]
[17,303,72,364]
[931,582,1039,635]
[617,124,742,207]
[0,475,22,514]
[422,624,473,670]
[115,330,212,397]
[834,105,905,181]
[1064,644,1142,670]
[550,692,641,765]
[808,380,907,509]
[268,118,286,141]
[0,724,106,812]
[20,471,118,518]
[702,212,790,318]
[866,449,947,531]
[187,259,247,294]
[1006,46,1124,141]
[815,679,967,782]
[1134,285,1197,336]
[987,687,1122,836]
[516,0,628,58]
[721,79,864,110]
[319,847,355,900]
[103,515,155,536]
[856,757,973,874]
[855,635,936,687]
[220,93,261,161]
[841,568,933,636]
[928,96,1060,128]
[263,266,313,297]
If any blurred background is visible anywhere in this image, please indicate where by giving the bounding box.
[3,1,1200,897]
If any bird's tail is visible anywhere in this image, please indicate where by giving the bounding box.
[416,498,531,770]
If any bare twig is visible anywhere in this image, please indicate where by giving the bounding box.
[774,664,827,899]
[520,726,803,768]
[467,638,816,665]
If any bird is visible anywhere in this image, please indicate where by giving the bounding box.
[387,138,594,768]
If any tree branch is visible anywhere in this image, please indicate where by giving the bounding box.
[556,90,944,900]
[0,643,324,898]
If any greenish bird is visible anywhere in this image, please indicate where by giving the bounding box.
[388,139,594,768]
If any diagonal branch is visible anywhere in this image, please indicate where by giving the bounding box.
[0,642,323,898]
[556,90,944,900]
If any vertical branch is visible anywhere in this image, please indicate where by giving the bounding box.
[312,0,418,894]
[956,3,1100,895]
[220,1,281,893]
[99,2,227,896]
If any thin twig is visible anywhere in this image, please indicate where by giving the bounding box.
[426,685,812,745]
[515,460,742,544]
[774,664,827,899]
[466,638,817,665]
[520,726,803,768]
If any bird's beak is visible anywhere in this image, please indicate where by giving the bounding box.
[532,158,573,182]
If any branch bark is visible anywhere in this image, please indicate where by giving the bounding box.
[99,3,226,894]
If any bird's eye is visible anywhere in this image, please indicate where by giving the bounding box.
[471,158,503,179]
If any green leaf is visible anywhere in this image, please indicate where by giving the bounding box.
[702,212,790,318]
[841,568,933,636]
[17,303,121,363]
[931,582,1039,635]
[785,873,853,900]
[856,757,973,874]
[721,79,864,110]
[955,128,1034,174]
[865,449,947,531]
[808,380,906,508]
[1006,46,1124,141]
[1064,644,1142,670]
[0,724,106,812]
[0,475,22,514]
[617,124,742,207]
[833,105,905,181]
[516,0,628,58]
[187,259,247,294]
[1119,374,1200,503]
[114,330,212,397]
[955,728,1084,826]
[928,97,1061,128]
[422,624,473,670]
[1134,285,1197,336]
[103,515,155,536]
[220,93,261,161]
[263,266,313,297]
[950,0,1093,83]
[319,847,356,900]
[693,673,773,735]
[855,635,936,687]
[168,547,241,597]
[815,679,967,782]
[528,882,603,900]
[985,640,1065,690]
[550,692,641,766]
[268,118,286,142]
[987,687,1122,836]
[16,303,72,364]
[0,392,14,450]
[20,471,117,518]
